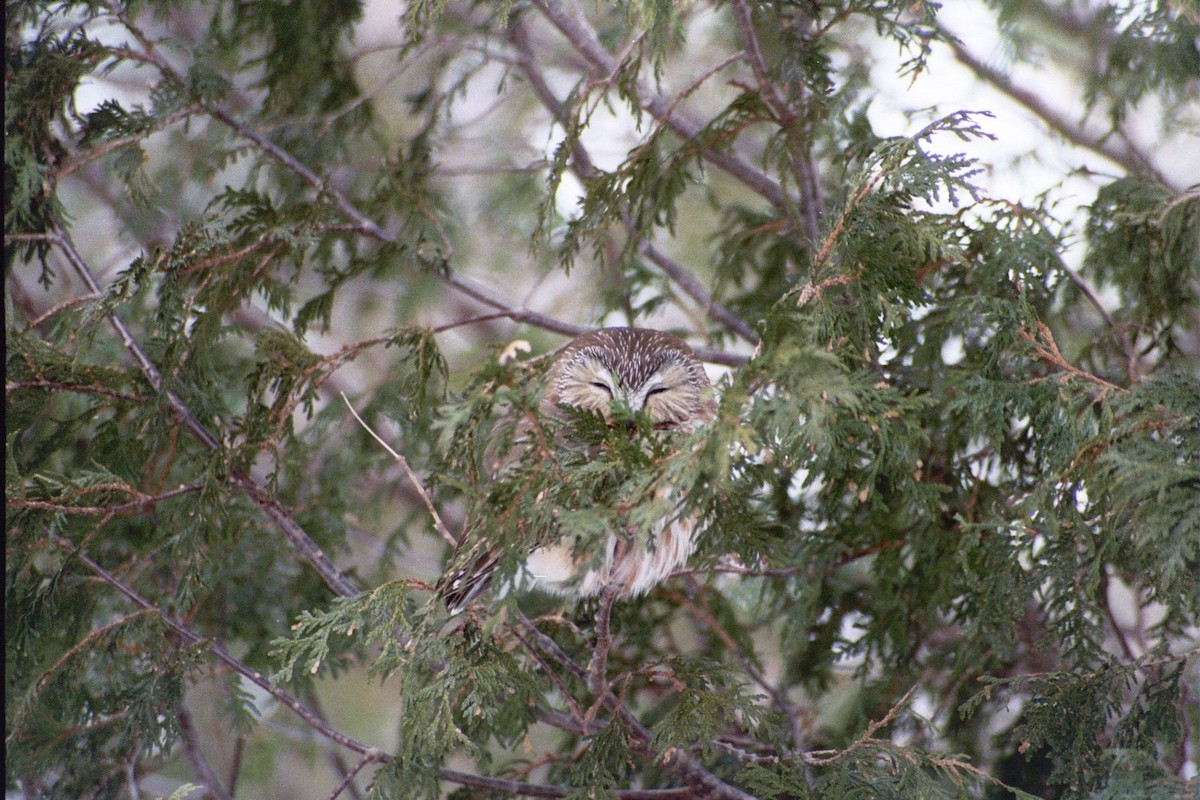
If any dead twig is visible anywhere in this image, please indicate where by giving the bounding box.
[341,393,458,549]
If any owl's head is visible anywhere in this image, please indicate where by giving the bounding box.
[544,327,715,431]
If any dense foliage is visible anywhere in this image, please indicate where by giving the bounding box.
[6,1,1198,798]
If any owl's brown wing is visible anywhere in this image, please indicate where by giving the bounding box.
[438,376,554,613]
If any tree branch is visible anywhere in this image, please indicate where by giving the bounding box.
[937,24,1177,190]
[803,685,917,766]
[177,706,233,800]
[341,393,458,549]
[55,534,701,799]
[9,483,202,520]
[54,535,379,756]
[514,610,758,800]
[532,0,790,210]
[508,15,760,345]
[104,2,753,367]
[45,221,361,600]
[729,0,823,244]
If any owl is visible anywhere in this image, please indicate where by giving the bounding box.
[440,327,717,613]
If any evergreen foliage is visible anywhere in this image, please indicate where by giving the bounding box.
[6,1,1197,798]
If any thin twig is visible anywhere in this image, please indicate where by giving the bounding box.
[57,105,202,180]
[323,750,374,800]
[341,393,458,549]
[1019,320,1125,395]
[803,684,918,766]
[32,609,154,692]
[9,484,202,520]
[6,379,145,404]
[23,292,102,327]
[1057,259,1141,384]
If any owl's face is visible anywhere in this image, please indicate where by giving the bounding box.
[544,328,715,431]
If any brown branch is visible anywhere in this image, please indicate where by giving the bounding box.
[106,3,753,366]
[57,532,697,798]
[1019,320,1125,395]
[1056,258,1142,384]
[6,379,145,404]
[532,0,789,210]
[305,691,366,800]
[177,706,233,800]
[225,735,246,799]
[508,16,760,345]
[639,242,760,344]
[1101,572,1139,663]
[430,311,525,334]
[324,751,374,800]
[341,393,458,549]
[447,273,748,365]
[937,24,1177,190]
[794,272,856,306]
[22,291,102,328]
[675,579,811,756]
[803,685,917,766]
[729,0,822,245]
[507,623,590,731]
[57,105,202,180]
[585,583,620,717]
[44,220,362,599]
[55,535,379,756]
[8,483,202,521]
[32,609,154,693]
[514,610,758,800]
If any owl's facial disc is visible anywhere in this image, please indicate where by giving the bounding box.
[635,361,697,425]
[558,358,621,417]
[558,351,698,428]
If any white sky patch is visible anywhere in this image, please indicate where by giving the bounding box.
[941,335,965,366]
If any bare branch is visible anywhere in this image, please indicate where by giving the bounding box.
[44,221,362,599]
[177,706,233,800]
[341,393,458,549]
[803,685,918,766]
[532,0,788,210]
[937,24,1178,190]
[514,610,758,800]
[324,751,373,800]
[508,16,760,345]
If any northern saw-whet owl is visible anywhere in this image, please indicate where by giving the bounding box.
[440,327,717,613]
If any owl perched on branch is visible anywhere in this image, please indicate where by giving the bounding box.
[440,327,717,613]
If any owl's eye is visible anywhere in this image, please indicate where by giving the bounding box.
[645,385,670,398]
[590,381,613,396]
